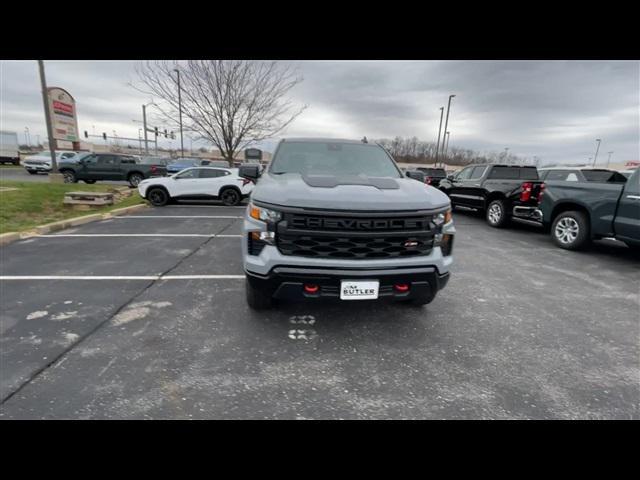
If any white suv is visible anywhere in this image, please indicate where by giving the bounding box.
[137,166,253,206]
[23,150,83,174]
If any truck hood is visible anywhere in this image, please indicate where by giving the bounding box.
[251,173,451,211]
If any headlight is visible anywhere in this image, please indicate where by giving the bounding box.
[249,203,282,223]
[433,209,452,226]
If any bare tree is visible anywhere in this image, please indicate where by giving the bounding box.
[132,61,307,164]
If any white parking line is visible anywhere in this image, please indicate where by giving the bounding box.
[0,275,245,280]
[114,216,243,219]
[35,234,243,238]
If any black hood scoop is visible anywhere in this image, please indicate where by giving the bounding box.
[301,174,399,189]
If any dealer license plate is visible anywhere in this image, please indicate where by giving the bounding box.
[340,280,379,300]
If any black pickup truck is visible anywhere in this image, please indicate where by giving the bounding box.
[416,167,447,187]
[58,153,167,187]
[539,167,640,250]
[438,164,545,228]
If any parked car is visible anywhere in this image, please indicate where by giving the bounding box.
[538,167,628,183]
[58,153,167,186]
[238,138,455,310]
[0,131,20,165]
[617,170,636,180]
[137,156,172,166]
[438,164,545,228]
[404,169,426,182]
[166,158,229,174]
[416,167,447,187]
[137,166,253,206]
[22,150,83,174]
[540,167,639,250]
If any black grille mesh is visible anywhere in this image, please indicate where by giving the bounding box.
[277,234,433,259]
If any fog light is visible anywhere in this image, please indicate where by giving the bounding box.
[304,284,319,294]
[394,283,410,292]
[251,231,275,245]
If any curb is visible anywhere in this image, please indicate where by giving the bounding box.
[1,202,149,247]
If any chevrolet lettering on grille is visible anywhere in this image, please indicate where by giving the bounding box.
[289,216,430,231]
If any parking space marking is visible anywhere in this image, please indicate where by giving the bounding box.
[35,234,242,238]
[114,216,243,219]
[0,275,245,280]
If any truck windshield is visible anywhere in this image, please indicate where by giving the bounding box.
[270,142,401,178]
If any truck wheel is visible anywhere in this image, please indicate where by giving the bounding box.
[486,199,509,228]
[245,278,272,310]
[61,170,77,183]
[128,173,144,187]
[551,211,590,250]
[220,187,240,206]
[84,180,96,184]
[147,187,169,207]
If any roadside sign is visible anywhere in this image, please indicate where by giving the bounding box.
[47,87,79,142]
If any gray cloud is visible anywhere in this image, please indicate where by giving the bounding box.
[1,60,638,165]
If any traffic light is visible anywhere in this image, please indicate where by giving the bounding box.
[154,127,158,137]
[164,129,167,138]
[102,132,107,140]
[84,131,88,138]
[171,131,175,140]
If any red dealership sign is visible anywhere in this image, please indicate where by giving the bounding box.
[47,87,79,142]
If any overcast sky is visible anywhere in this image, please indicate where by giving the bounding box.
[1,60,638,165]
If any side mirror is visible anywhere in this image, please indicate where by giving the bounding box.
[239,164,260,181]
[406,170,425,182]
[447,174,455,180]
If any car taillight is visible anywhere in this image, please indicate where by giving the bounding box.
[537,183,545,202]
[240,178,251,186]
[151,165,157,173]
[520,182,533,202]
[425,176,432,185]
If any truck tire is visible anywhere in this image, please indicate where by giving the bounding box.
[486,199,509,228]
[220,187,241,206]
[551,211,590,250]
[128,173,144,187]
[245,278,273,310]
[147,187,169,207]
[61,170,77,183]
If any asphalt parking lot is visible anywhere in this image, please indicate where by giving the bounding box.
[1,203,638,419]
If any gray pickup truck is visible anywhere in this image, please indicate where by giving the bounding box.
[539,167,640,250]
[238,138,455,310]
[58,153,167,187]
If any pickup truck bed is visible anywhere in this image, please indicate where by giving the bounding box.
[540,167,640,249]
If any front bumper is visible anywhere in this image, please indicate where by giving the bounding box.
[24,165,51,172]
[246,265,450,302]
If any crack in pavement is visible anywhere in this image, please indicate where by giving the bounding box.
[0,216,240,405]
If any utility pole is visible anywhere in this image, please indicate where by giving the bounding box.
[606,151,613,167]
[504,147,510,164]
[173,69,184,158]
[435,106,444,167]
[38,60,58,174]
[592,139,601,167]
[24,127,31,146]
[441,95,456,168]
[142,104,149,154]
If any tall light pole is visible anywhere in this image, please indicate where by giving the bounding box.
[504,147,509,163]
[441,95,456,167]
[38,60,58,174]
[443,131,451,160]
[435,106,444,167]
[606,151,614,167]
[24,127,30,146]
[592,138,601,167]
[173,68,184,158]
[142,102,155,155]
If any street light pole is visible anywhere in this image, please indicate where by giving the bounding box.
[606,151,614,168]
[435,106,444,167]
[444,131,451,160]
[173,69,184,158]
[38,60,58,174]
[441,95,456,168]
[504,147,509,164]
[592,139,601,167]
[24,127,30,146]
